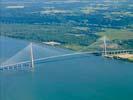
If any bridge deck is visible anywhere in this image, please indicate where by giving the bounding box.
[0,49,133,70]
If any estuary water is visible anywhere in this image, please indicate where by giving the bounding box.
[0,36,133,100]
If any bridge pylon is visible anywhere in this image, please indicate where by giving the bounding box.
[103,36,107,56]
[30,43,34,69]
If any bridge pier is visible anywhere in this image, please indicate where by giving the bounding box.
[0,62,32,71]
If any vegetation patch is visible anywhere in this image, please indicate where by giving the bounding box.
[97,28,133,40]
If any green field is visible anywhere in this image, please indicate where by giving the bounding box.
[97,28,133,40]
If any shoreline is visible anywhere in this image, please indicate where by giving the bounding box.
[105,54,133,62]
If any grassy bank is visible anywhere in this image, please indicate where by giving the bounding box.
[112,54,133,62]
[128,57,133,62]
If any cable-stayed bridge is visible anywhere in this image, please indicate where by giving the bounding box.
[0,37,133,71]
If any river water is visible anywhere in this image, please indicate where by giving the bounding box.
[0,36,133,100]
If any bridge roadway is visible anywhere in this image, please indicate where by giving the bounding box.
[0,49,133,70]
